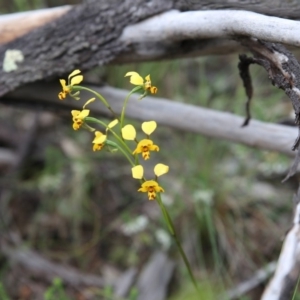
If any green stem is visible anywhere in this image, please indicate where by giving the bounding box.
[120,86,142,130]
[156,195,174,235]
[156,194,199,294]
[204,204,223,275]
[85,117,132,155]
[73,86,118,119]
[106,140,135,167]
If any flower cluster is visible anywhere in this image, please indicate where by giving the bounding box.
[58,70,167,200]
[132,164,169,200]
[122,120,168,200]
[58,70,199,291]
[122,121,159,160]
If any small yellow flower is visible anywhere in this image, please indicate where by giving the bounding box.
[92,131,107,151]
[144,75,158,94]
[71,109,89,130]
[133,139,159,160]
[138,180,164,200]
[125,71,158,95]
[132,164,169,200]
[123,121,159,160]
[90,119,117,151]
[58,69,83,100]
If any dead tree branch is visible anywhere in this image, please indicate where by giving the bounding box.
[0,238,105,288]
[262,188,300,300]
[0,6,71,45]
[3,82,297,156]
[2,2,300,96]
[222,261,276,300]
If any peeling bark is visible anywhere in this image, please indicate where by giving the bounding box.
[0,0,172,96]
[1,0,300,98]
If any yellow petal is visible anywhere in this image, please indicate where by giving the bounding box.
[71,110,80,117]
[125,71,140,78]
[78,109,90,119]
[149,144,159,152]
[68,69,81,78]
[94,131,103,138]
[142,121,157,135]
[60,79,67,90]
[154,164,169,177]
[150,86,158,94]
[93,143,104,151]
[83,97,95,108]
[154,186,164,193]
[144,75,151,89]
[142,180,158,188]
[138,186,148,193]
[107,119,119,129]
[122,124,136,140]
[93,134,107,144]
[58,92,66,100]
[70,75,83,86]
[125,71,144,85]
[132,165,144,179]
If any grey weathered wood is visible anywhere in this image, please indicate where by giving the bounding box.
[1,0,300,97]
[222,262,276,300]
[0,241,105,287]
[137,251,175,300]
[116,9,300,64]
[0,0,173,97]
[173,0,300,18]
[4,82,298,156]
[0,6,72,44]
[114,268,137,298]
[261,191,300,300]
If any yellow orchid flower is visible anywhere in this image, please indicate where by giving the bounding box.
[58,69,83,100]
[125,71,158,96]
[90,120,118,151]
[71,109,89,130]
[133,139,159,160]
[132,164,169,200]
[123,121,159,160]
[92,131,107,151]
[138,180,164,200]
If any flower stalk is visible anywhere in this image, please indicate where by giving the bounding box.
[58,69,199,295]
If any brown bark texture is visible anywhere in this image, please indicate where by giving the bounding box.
[0,0,300,98]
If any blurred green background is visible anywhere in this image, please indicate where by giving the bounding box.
[0,1,299,299]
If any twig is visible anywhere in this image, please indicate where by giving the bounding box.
[261,187,300,300]
[221,261,276,300]
[122,9,300,46]
[115,9,300,63]
[0,236,105,288]
[0,113,39,238]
